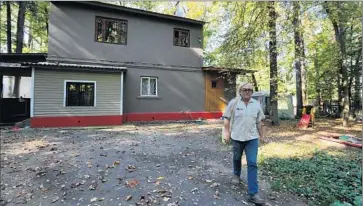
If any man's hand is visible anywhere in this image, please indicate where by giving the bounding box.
[224,130,231,143]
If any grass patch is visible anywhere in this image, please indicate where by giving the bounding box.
[260,151,362,205]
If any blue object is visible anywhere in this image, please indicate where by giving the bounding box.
[232,138,259,195]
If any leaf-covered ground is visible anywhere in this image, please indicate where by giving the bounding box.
[0,118,361,206]
[259,118,362,206]
[1,120,306,206]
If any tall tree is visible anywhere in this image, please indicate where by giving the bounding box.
[15,1,26,53]
[13,1,27,98]
[6,1,11,53]
[324,2,350,126]
[268,2,279,125]
[293,1,305,117]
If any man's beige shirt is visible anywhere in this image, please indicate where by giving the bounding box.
[223,97,265,142]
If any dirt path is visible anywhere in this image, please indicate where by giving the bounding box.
[1,121,306,206]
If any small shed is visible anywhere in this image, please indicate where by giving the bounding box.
[202,66,256,112]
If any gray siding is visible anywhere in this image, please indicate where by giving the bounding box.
[48,3,203,68]
[33,69,121,117]
[124,68,205,113]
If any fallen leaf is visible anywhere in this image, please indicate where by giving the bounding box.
[213,190,220,199]
[52,196,59,203]
[114,161,120,165]
[89,181,98,190]
[167,202,180,206]
[157,176,165,180]
[163,197,170,202]
[70,182,81,188]
[58,170,66,175]
[50,147,57,151]
[126,165,137,172]
[206,179,213,183]
[90,197,98,203]
[126,179,139,188]
[241,200,248,205]
[210,183,220,188]
[125,195,132,201]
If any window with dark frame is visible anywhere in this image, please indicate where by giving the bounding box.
[95,16,127,45]
[173,28,190,47]
[66,82,95,106]
[141,77,157,96]
[211,80,217,88]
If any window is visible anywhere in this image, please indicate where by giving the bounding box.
[173,28,190,47]
[65,81,95,106]
[95,16,127,45]
[140,77,157,97]
[211,80,217,88]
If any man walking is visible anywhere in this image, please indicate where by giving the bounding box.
[223,82,266,204]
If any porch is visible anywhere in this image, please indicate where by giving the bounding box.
[0,53,46,125]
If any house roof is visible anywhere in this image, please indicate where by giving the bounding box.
[53,1,205,26]
[22,62,127,73]
[202,66,256,74]
[0,53,47,63]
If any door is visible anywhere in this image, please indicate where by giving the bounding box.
[205,73,226,112]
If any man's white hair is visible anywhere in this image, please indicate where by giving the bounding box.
[238,82,253,93]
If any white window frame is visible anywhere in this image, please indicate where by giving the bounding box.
[63,80,97,107]
[140,77,158,97]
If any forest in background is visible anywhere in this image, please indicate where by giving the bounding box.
[0,1,362,126]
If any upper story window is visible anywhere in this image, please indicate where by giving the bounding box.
[95,16,127,45]
[173,28,190,47]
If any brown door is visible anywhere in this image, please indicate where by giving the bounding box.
[205,73,226,112]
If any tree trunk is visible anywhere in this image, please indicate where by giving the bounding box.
[251,73,259,92]
[353,48,362,116]
[293,1,303,118]
[337,72,342,111]
[44,6,49,36]
[28,21,33,49]
[16,1,26,53]
[14,1,26,98]
[6,2,12,53]
[301,36,307,105]
[268,1,279,126]
[324,1,349,126]
[314,51,321,111]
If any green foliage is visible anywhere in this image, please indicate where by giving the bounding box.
[0,1,49,53]
[329,201,353,206]
[260,151,362,205]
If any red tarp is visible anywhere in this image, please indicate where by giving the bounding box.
[318,136,362,149]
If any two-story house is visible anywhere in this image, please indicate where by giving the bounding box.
[2,1,251,127]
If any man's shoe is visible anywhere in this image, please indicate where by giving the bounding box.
[231,175,240,184]
[248,193,265,204]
